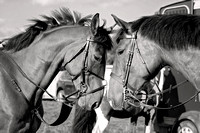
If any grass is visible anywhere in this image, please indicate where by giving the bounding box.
[37,101,148,133]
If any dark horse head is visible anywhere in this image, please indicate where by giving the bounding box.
[0,7,112,132]
[108,14,200,115]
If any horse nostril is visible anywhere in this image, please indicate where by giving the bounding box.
[91,102,99,109]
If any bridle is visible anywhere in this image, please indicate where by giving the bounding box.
[0,36,107,124]
[110,31,197,111]
[60,37,107,105]
[111,32,154,109]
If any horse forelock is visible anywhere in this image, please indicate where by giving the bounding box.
[132,14,200,50]
[94,26,113,51]
[3,7,93,52]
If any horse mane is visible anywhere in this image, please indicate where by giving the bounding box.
[131,14,200,50]
[71,104,96,133]
[3,7,93,52]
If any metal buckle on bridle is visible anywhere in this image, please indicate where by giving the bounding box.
[123,86,148,108]
[78,70,89,96]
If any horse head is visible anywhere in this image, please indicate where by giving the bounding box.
[3,9,112,112]
[59,13,112,110]
[107,14,163,114]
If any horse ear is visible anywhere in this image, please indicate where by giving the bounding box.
[111,14,132,34]
[91,13,100,35]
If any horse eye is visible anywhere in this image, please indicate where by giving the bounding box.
[116,38,120,44]
[117,49,124,55]
[94,55,102,62]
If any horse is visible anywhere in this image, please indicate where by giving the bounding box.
[0,7,112,133]
[107,14,200,132]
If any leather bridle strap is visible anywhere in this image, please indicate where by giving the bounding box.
[122,36,135,88]
[1,51,58,101]
[110,71,135,91]
[60,38,107,101]
[60,38,91,71]
[134,39,152,77]
[63,68,107,101]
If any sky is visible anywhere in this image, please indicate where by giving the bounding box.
[0,0,182,39]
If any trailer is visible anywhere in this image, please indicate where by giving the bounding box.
[154,0,200,133]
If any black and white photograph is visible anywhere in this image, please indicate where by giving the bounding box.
[1,0,200,133]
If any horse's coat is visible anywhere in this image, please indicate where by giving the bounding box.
[0,8,112,133]
[108,14,200,129]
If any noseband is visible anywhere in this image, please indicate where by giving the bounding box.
[111,33,153,109]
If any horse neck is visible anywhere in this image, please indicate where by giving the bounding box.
[139,33,200,90]
[161,47,200,89]
[137,35,164,78]
[8,26,91,105]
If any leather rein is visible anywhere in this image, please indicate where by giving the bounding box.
[0,37,106,125]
